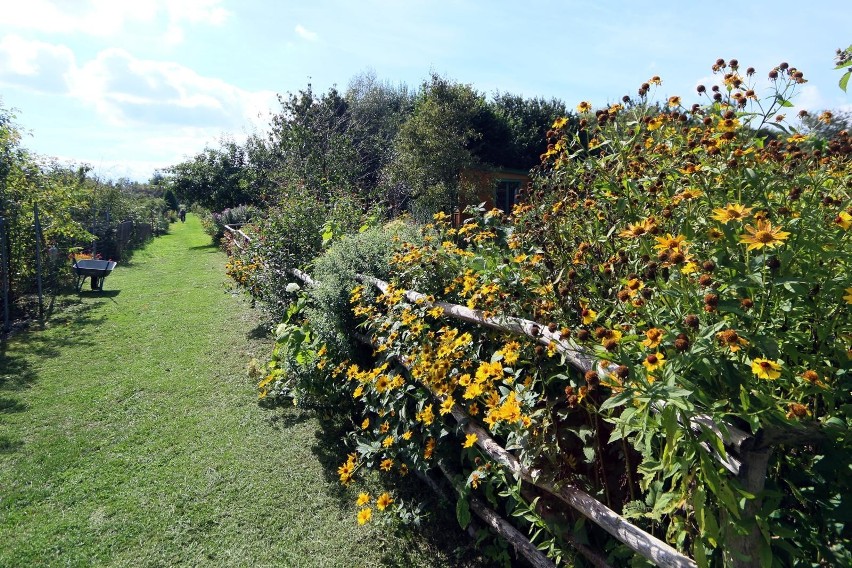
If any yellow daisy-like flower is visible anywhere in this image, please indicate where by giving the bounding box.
[576,101,592,113]
[711,203,753,224]
[707,227,724,241]
[667,95,681,108]
[581,307,597,325]
[843,287,852,304]
[382,436,394,448]
[357,508,372,525]
[376,492,394,511]
[361,417,369,429]
[740,220,791,251]
[402,431,412,440]
[380,458,394,471]
[654,233,687,252]
[751,358,782,380]
[836,211,852,231]
[642,328,665,349]
[440,397,455,415]
[356,492,370,506]
[552,116,569,129]
[619,222,649,239]
[642,352,666,372]
[423,438,436,460]
[463,433,478,448]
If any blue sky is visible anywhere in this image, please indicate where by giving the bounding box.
[1,0,849,182]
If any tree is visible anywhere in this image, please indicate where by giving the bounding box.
[345,70,414,199]
[268,85,360,202]
[386,74,489,217]
[165,137,260,211]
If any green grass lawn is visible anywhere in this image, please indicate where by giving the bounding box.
[0,215,481,567]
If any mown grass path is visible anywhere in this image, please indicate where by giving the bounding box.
[0,216,472,567]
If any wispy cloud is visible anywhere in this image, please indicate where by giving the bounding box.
[294,24,318,42]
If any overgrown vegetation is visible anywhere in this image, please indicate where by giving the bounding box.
[222,61,851,567]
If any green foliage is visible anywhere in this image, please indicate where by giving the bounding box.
[387,74,488,218]
[268,85,361,201]
[835,44,852,92]
[306,220,422,361]
[163,188,179,211]
[165,137,263,211]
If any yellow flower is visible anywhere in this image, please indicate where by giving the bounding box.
[647,115,665,131]
[352,385,363,398]
[463,433,478,448]
[576,102,592,113]
[552,116,569,129]
[376,492,394,511]
[382,436,394,448]
[356,492,370,506]
[642,352,666,372]
[417,404,435,425]
[500,341,521,366]
[423,438,436,460]
[707,227,724,241]
[836,211,852,231]
[357,508,372,525]
[654,233,687,252]
[751,358,782,380]
[843,287,852,304]
[667,96,681,108]
[402,431,412,441]
[711,203,753,224]
[380,458,394,471]
[681,261,699,275]
[440,397,455,415]
[380,421,390,433]
[740,220,791,251]
[361,417,369,429]
[642,328,665,349]
[581,307,597,325]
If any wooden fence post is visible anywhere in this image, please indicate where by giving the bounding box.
[33,203,44,319]
[0,217,9,332]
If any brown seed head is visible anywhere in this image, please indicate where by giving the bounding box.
[684,314,700,328]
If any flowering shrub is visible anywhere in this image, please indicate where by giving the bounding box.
[511,60,851,565]
[246,60,850,566]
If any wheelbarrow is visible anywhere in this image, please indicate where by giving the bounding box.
[72,259,117,291]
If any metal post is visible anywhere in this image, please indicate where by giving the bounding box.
[34,204,44,319]
[0,217,9,332]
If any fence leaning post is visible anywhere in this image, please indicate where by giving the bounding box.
[0,217,9,332]
[34,203,44,320]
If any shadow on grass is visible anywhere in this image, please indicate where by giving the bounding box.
[247,323,270,341]
[0,435,23,454]
[189,243,218,252]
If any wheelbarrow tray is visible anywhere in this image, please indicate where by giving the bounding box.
[73,260,117,291]
[73,259,117,277]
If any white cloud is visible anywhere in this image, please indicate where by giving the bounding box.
[0,36,276,132]
[0,0,228,44]
[0,34,75,93]
[294,24,318,42]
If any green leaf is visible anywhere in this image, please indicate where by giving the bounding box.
[840,71,850,93]
[456,497,471,529]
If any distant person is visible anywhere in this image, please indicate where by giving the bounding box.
[179,208,186,222]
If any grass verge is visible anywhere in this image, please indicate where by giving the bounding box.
[0,215,482,567]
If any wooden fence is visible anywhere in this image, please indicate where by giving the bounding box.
[223,224,828,567]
